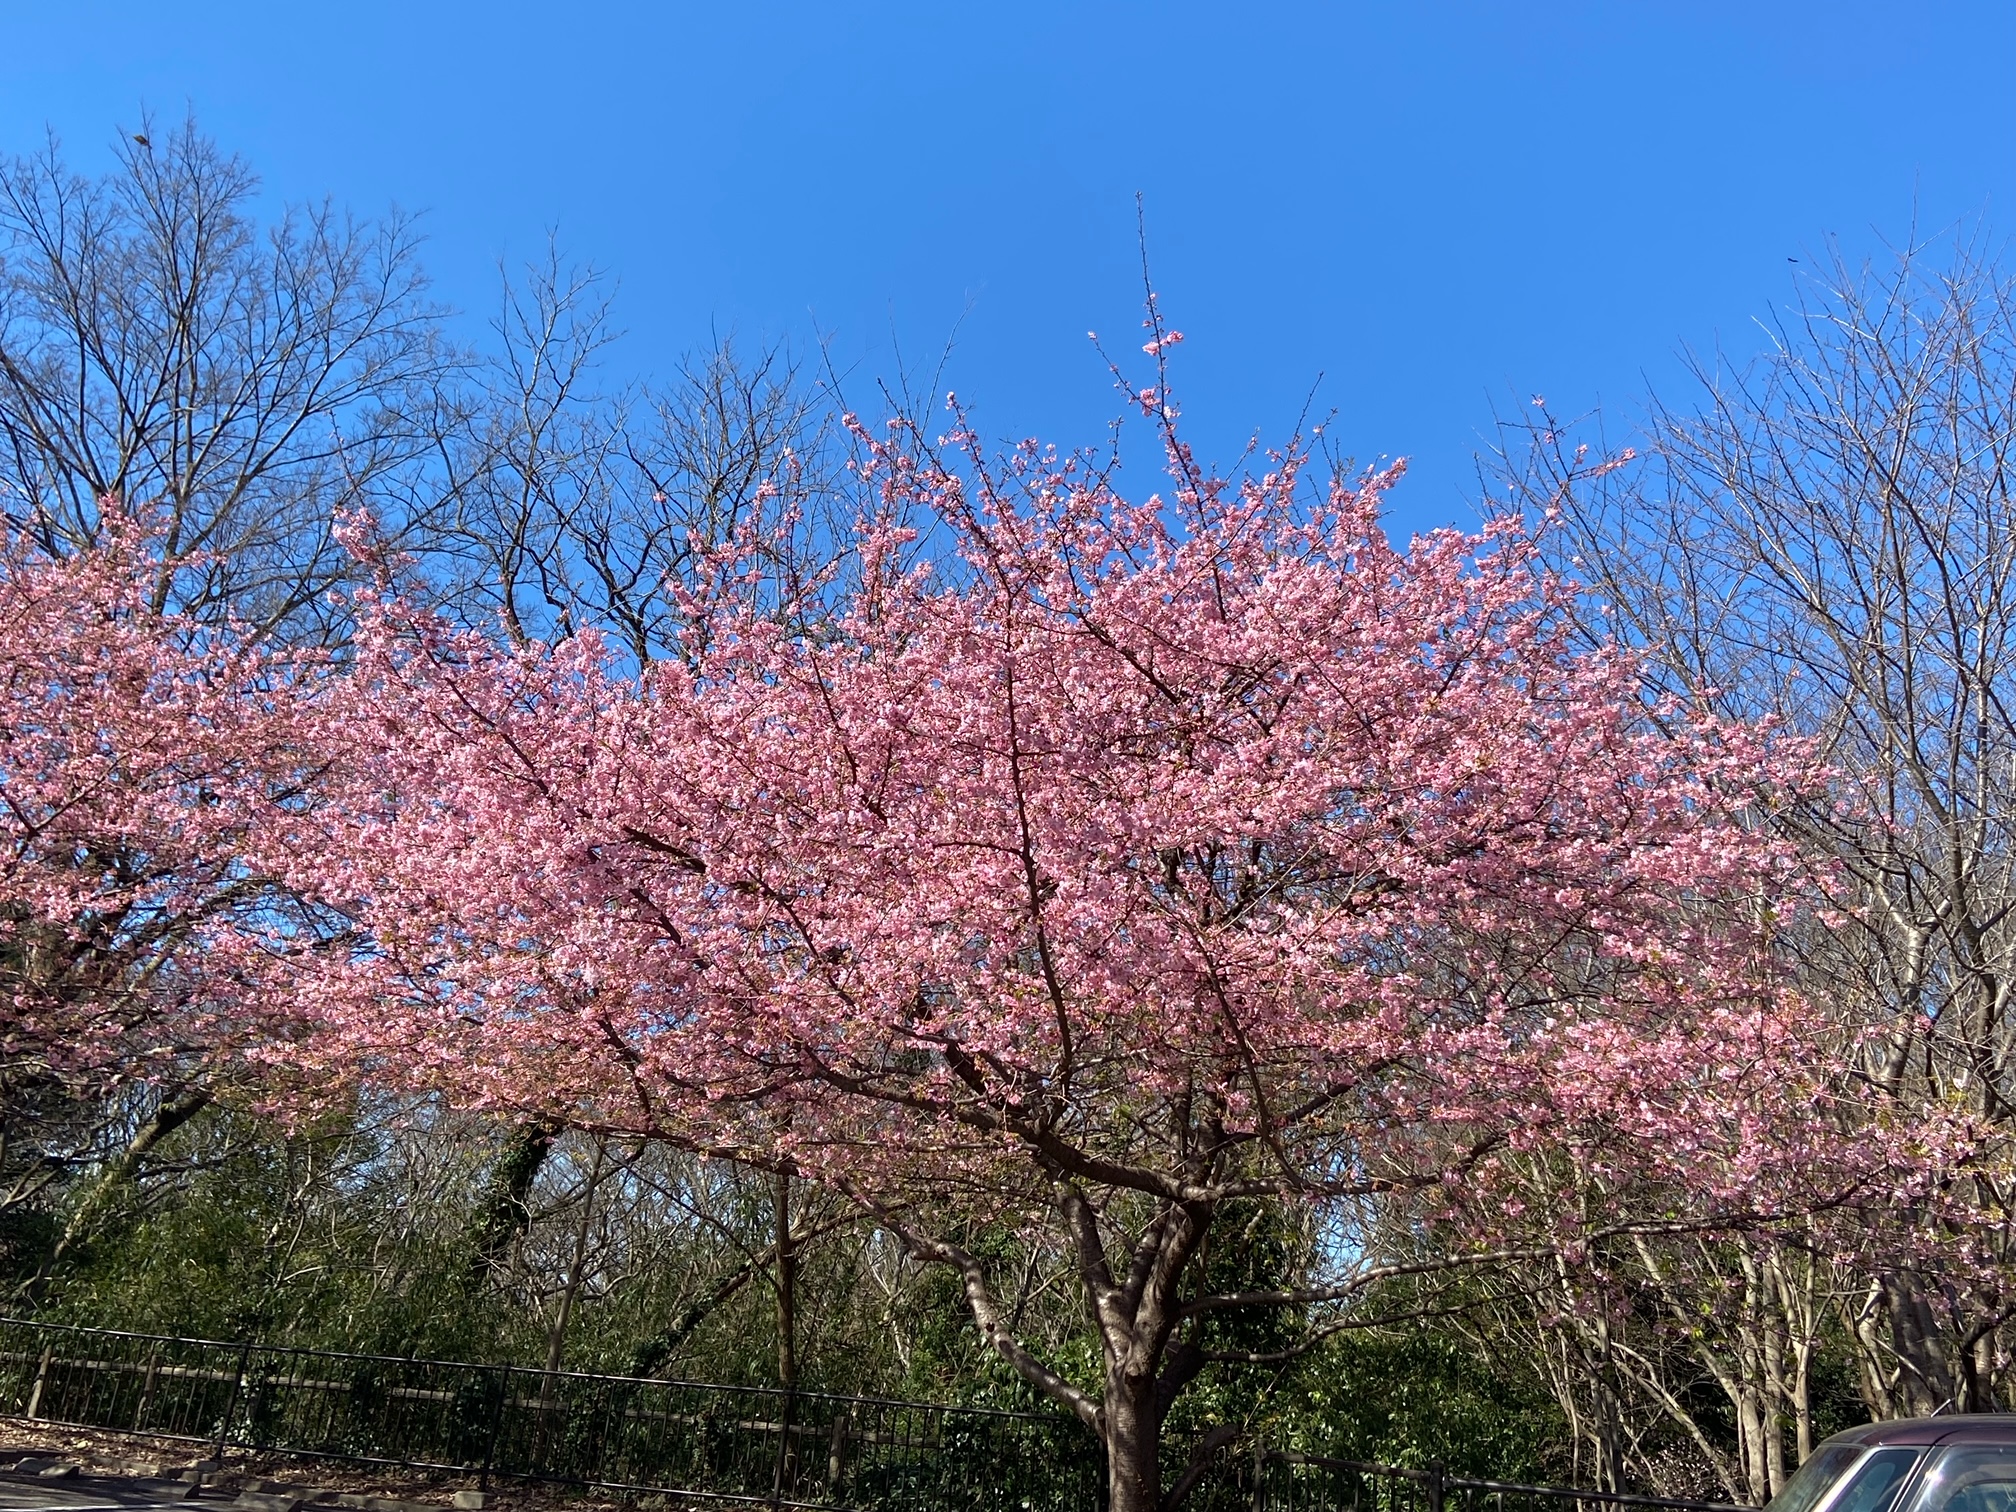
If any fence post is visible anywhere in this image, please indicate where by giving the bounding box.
[826,1401,854,1489]
[137,1344,161,1428]
[770,1386,797,1510]
[24,1341,53,1420]
[480,1364,512,1492]
[1429,1461,1448,1512]
[217,1338,253,1461]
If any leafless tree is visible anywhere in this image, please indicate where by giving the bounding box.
[1477,1151,1837,1502]
[424,243,838,662]
[0,114,453,641]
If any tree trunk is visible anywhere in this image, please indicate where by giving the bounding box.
[1887,1279,1957,1415]
[22,1085,212,1302]
[895,1186,1211,1512]
[541,1141,604,1382]
[1103,1370,1161,1512]
[466,1117,561,1287]
[774,1170,798,1391]
[1762,1320,1787,1496]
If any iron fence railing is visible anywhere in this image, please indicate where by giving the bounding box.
[0,1317,1098,1511]
[1248,1453,1754,1512]
[0,1320,1757,1512]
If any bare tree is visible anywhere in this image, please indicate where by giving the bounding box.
[0,115,460,1300]
[0,114,452,641]
[426,243,837,663]
[1478,1149,1838,1502]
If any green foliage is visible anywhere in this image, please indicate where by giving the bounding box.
[1163,1204,1568,1489]
[38,1102,509,1359]
[0,1205,58,1290]
[1266,1327,1568,1479]
[10,1094,1854,1500]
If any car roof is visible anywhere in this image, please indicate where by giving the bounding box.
[1827,1417,2016,1448]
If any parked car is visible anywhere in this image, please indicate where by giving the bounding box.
[1771,1419,2016,1512]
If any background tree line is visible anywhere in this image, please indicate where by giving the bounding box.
[1,117,2011,1506]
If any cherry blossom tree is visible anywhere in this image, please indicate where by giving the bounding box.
[271,389,1835,1512]
[0,508,306,1284]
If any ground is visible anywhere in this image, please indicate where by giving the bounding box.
[0,1421,659,1512]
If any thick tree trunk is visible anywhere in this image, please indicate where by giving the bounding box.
[466,1117,561,1286]
[1103,1370,1162,1512]
[1887,1279,1957,1415]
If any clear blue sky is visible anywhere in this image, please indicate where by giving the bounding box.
[3,1,2011,535]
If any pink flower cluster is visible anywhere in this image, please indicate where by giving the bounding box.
[249,431,1847,1234]
[0,511,302,1091]
[0,444,1968,1259]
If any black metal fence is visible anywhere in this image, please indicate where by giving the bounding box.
[0,1318,1099,1510]
[1248,1453,1753,1512]
[0,1320,1757,1512]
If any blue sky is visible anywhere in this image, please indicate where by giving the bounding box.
[3,1,2010,536]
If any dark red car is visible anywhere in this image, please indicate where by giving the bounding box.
[1770,1419,2016,1512]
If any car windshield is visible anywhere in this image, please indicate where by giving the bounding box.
[1905,1448,2016,1512]
[1771,1446,1873,1512]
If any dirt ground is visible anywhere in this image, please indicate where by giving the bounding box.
[0,1418,649,1512]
